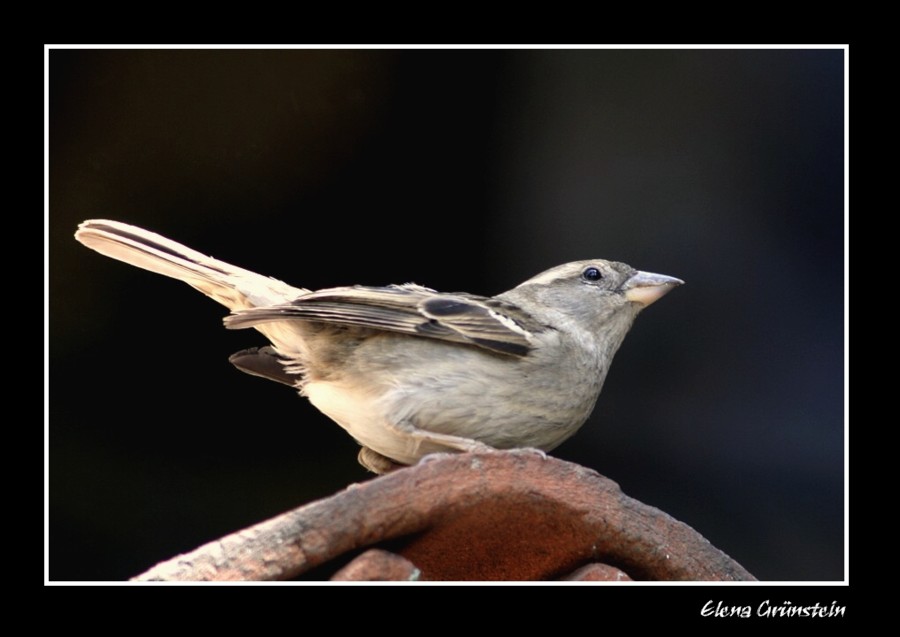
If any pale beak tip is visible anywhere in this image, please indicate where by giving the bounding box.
[623,271,683,307]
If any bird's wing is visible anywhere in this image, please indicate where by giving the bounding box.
[224,284,545,356]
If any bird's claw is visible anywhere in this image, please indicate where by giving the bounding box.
[516,447,549,460]
[418,451,458,465]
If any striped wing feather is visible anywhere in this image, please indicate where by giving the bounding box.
[224,284,540,356]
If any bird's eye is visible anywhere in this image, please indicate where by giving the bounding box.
[582,266,603,282]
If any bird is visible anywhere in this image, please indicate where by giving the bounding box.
[75,219,683,474]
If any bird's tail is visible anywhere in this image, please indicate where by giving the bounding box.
[75,219,306,311]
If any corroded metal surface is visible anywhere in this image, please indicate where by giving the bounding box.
[133,450,755,582]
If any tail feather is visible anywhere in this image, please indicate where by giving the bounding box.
[75,219,305,311]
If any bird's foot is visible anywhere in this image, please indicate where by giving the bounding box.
[358,447,405,475]
[418,451,458,466]
[515,446,549,460]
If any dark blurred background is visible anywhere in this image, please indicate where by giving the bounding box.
[49,48,845,581]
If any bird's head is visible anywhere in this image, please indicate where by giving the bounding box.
[507,259,684,336]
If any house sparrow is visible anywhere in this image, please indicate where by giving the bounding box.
[75,219,682,473]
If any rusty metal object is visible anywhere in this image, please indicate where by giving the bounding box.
[561,564,633,581]
[133,450,755,581]
[331,549,421,581]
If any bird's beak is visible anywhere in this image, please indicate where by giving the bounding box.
[623,271,684,307]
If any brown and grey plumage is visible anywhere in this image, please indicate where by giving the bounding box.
[75,219,682,473]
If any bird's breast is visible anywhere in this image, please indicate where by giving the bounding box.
[301,331,609,462]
